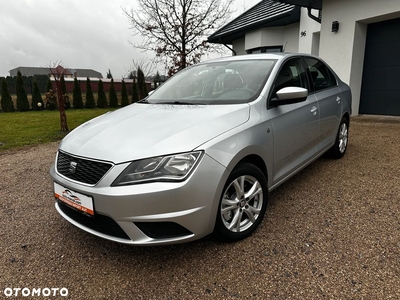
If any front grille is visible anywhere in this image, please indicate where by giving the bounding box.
[134,222,193,239]
[56,151,113,185]
[57,201,130,240]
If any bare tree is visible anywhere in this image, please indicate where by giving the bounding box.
[48,62,69,131]
[122,0,234,76]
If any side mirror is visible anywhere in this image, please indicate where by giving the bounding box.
[272,87,308,106]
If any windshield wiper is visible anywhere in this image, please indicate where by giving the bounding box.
[160,101,204,105]
[137,99,149,103]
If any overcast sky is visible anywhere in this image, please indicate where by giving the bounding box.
[0,0,260,78]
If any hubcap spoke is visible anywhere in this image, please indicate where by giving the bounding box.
[228,209,242,231]
[244,209,255,223]
[232,177,245,199]
[245,181,262,200]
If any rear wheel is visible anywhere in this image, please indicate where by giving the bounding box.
[329,117,349,159]
[214,163,268,241]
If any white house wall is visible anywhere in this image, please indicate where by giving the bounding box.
[230,23,300,53]
[298,8,321,54]
[319,0,400,115]
[232,38,246,55]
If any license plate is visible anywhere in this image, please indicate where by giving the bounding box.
[54,182,94,216]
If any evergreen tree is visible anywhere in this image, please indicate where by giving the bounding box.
[31,80,44,111]
[46,78,52,92]
[132,80,139,103]
[106,69,113,79]
[16,71,30,111]
[97,79,108,108]
[72,77,84,109]
[60,76,67,95]
[109,79,118,108]
[1,78,14,112]
[85,78,96,108]
[137,67,148,100]
[121,80,129,107]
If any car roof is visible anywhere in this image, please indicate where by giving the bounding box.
[200,52,317,65]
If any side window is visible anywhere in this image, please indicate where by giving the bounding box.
[304,58,337,92]
[273,58,309,98]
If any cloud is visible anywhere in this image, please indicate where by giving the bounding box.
[0,0,260,78]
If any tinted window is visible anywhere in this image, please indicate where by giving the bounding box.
[272,58,309,98]
[304,58,337,92]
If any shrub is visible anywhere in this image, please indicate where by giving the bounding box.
[132,81,139,103]
[97,80,108,108]
[121,80,129,107]
[109,79,118,108]
[72,77,84,109]
[1,78,15,112]
[31,80,44,111]
[85,78,95,108]
[16,71,30,111]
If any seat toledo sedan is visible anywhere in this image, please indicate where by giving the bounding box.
[50,53,351,245]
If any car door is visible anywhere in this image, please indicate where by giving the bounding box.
[267,57,320,186]
[304,57,342,153]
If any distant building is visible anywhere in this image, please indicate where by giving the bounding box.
[9,66,103,79]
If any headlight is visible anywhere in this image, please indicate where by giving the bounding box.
[112,151,203,186]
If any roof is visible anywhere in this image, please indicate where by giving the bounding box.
[9,66,103,78]
[208,0,301,44]
[277,0,322,10]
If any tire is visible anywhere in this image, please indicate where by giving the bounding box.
[329,117,349,159]
[214,163,268,241]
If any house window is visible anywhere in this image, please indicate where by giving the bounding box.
[247,46,283,54]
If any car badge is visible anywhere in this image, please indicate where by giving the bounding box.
[69,162,78,174]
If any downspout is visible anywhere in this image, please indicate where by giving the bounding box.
[223,44,237,56]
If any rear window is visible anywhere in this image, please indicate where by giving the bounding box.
[304,58,337,92]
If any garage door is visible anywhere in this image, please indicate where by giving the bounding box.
[360,17,400,116]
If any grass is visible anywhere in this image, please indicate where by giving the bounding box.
[0,108,114,152]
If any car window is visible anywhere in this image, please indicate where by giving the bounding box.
[147,60,276,104]
[272,58,309,98]
[304,58,337,92]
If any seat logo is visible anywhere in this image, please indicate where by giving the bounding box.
[69,162,78,174]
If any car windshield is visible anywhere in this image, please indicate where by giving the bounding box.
[147,59,276,104]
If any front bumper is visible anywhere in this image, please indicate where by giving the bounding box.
[50,153,228,245]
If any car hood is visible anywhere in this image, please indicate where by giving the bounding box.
[60,103,250,164]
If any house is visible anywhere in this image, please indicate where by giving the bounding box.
[9,66,103,79]
[208,0,400,116]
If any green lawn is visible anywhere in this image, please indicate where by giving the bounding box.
[0,108,114,152]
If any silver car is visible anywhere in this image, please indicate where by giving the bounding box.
[50,53,351,245]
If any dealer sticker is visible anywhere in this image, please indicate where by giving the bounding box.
[54,182,94,216]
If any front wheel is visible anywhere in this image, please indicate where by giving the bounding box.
[214,163,268,241]
[329,117,349,159]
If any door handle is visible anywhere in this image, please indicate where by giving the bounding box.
[310,106,318,115]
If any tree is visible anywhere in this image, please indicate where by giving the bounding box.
[132,80,139,103]
[60,76,67,95]
[109,79,118,108]
[120,80,129,107]
[1,78,14,112]
[16,71,30,111]
[48,63,68,131]
[31,80,44,111]
[85,78,95,108]
[73,77,84,109]
[46,77,53,92]
[97,79,108,108]
[122,0,233,76]
[106,69,113,79]
[137,67,148,100]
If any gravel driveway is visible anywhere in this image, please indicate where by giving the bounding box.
[0,115,399,299]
